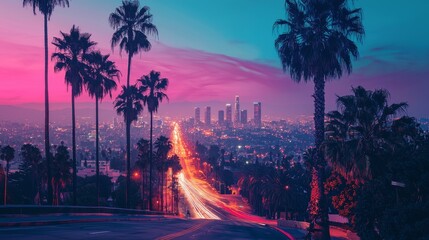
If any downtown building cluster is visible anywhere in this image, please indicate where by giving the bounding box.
[193,96,262,128]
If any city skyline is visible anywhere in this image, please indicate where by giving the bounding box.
[0,0,428,118]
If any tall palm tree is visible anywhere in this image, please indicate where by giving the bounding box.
[22,0,70,206]
[109,0,157,210]
[109,0,158,89]
[325,86,407,182]
[1,145,15,205]
[52,25,96,205]
[154,136,172,212]
[138,70,169,210]
[114,85,143,208]
[85,51,119,206]
[273,1,364,238]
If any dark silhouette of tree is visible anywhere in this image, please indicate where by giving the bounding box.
[136,138,150,209]
[154,136,172,212]
[325,86,407,182]
[273,1,364,238]
[85,51,119,206]
[1,145,15,205]
[52,25,96,205]
[114,85,143,208]
[22,0,69,206]
[19,144,41,205]
[167,154,181,213]
[51,142,72,205]
[138,70,169,210]
[109,0,157,88]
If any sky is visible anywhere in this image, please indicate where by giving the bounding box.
[0,0,428,119]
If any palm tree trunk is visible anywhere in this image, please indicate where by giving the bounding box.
[72,91,77,206]
[3,162,8,205]
[161,165,164,212]
[125,50,132,209]
[44,12,53,206]
[149,112,153,211]
[96,97,100,206]
[312,76,330,240]
[126,118,131,208]
[35,168,40,205]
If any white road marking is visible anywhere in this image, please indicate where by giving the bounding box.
[89,231,110,235]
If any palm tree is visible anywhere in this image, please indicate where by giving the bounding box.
[136,138,150,208]
[273,1,364,238]
[20,144,43,205]
[22,0,70,206]
[167,154,181,213]
[138,70,169,210]
[85,51,119,206]
[52,25,96,205]
[1,145,15,205]
[109,0,158,89]
[51,142,72,205]
[114,85,144,208]
[154,136,172,212]
[325,86,407,182]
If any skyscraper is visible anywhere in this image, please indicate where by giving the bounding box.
[234,95,240,124]
[195,107,200,125]
[218,110,225,125]
[253,102,261,127]
[205,106,211,126]
[226,104,232,125]
[240,110,247,125]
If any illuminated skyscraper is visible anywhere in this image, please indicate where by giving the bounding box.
[240,110,247,125]
[218,110,225,125]
[205,106,211,126]
[226,104,232,125]
[234,95,240,124]
[253,102,261,127]
[194,107,200,125]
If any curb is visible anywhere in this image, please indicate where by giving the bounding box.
[0,216,179,228]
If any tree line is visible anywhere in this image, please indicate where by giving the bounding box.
[6,0,174,210]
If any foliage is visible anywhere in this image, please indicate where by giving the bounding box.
[76,175,113,206]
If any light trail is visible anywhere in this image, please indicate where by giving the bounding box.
[170,122,277,225]
[171,122,221,220]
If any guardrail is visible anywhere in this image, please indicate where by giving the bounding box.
[0,205,170,216]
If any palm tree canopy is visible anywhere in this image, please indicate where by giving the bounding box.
[325,86,408,181]
[109,0,158,56]
[20,144,42,167]
[136,138,150,169]
[52,143,72,184]
[168,154,182,173]
[0,146,15,162]
[84,51,120,100]
[52,25,96,96]
[154,136,172,159]
[114,85,144,124]
[273,0,364,82]
[138,70,169,113]
[23,0,69,19]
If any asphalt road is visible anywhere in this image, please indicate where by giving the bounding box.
[0,218,289,240]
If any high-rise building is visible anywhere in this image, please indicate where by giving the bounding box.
[225,104,232,125]
[240,110,247,124]
[195,107,200,125]
[254,102,262,127]
[218,110,225,125]
[234,95,240,124]
[205,106,211,126]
